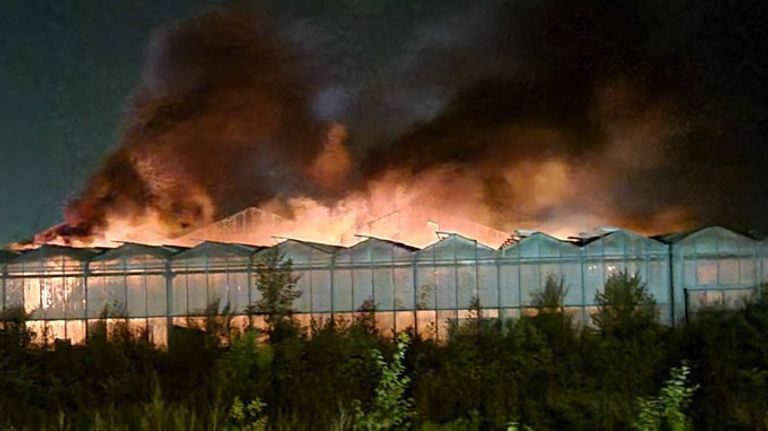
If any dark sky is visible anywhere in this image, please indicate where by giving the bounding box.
[2,0,768,244]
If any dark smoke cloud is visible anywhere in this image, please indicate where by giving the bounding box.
[357,0,768,233]
[63,0,768,242]
[66,9,328,237]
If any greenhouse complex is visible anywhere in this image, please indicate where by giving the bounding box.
[1,226,767,345]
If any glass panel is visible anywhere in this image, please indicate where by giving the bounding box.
[146,275,167,317]
[498,263,519,308]
[697,261,718,285]
[66,320,86,344]
[725,289,751,309]
[105,276,127,317]
[563,261,582,306]
[435,266,456,310]
[477,262,498,309]
[437,310,456,341]
[65,276,85,319]
[148,318,168,347]
[292,271,311,313]
[520,263,540,306]
[375,312,395,337]
[416,266,435,310]
[691,290,724,311]
[171,274,188,316]
[229,272,249,315]
[457,264,477,310]
[719,259,739,285]
[584,261,604,305]
[209,272,229,313]
[333,269,353,313]
[87,276,108,318]
[4,278,24,313]
[351,268,373,311]
[43,277,66,319]
[373,268,394,311]
[740,258,756,286]
[393,267,414,311]
[46,320,66,343]
[394,311,415,332]
[24,278,41,317]
[311,270,332,313]
[186,273,208,315]
[416,310,437,339]
[127,275,147,317]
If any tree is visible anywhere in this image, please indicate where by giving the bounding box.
[593,270,657,335]
[249,248,301,340]
[532,274,567,315]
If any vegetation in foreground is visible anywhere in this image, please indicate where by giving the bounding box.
[1,254,767,430]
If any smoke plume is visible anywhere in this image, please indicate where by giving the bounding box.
[49,0,768,246]
[59,9,330,242]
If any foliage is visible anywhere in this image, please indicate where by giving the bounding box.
[354,333,413,431]
[634,363,697,431]
[532,274,567,314]
[4,266,768,430]
[249,248,301,340]
[594,270,658,336]
[228,396,268,431]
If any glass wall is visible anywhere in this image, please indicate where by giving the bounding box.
[171,242,256,322]
[3,246,96,343]
[500,233,582,320]
[334,238,416,334]
[670,227,759,320]
[582,230,670,323]
[1,226,765,343]
[88,244,177,345]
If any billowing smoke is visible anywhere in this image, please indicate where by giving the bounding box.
[56,9,331,243]
[355,0,768,236]
[44,1,768,247]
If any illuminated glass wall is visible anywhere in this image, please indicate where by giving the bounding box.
[670,227,759,319]
[1,227,766,344]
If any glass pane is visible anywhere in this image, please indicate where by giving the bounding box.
[435,266,456,310]
[146,275,167,317]
[333,269,354,313]
[457,264,477,309]
[171,274,188,316]
[87,276,108,318]
[127,275,147,317]
[4,278,24,313]
[209,272,229,313]
[65,276,85,319]
[697,261,718,285]
[373,268,394,311]
[229,272,249,315]
[24,278,41,317]
[352,268,373,311]
[477,263,498,308]
[187,273,208,315]
[105,276,127,317]
[498,263,519,308]
[311,270,332,313]
[393,267,414,311]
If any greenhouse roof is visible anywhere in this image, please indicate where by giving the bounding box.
[171,241,262,260]
[11,245,103,263]
[653,226,756,244]
[91,242,186,261]
[0,249,19,263]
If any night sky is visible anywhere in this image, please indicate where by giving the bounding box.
[2,1,768,245]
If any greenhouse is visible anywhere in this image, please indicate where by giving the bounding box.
[1,227,767,345]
